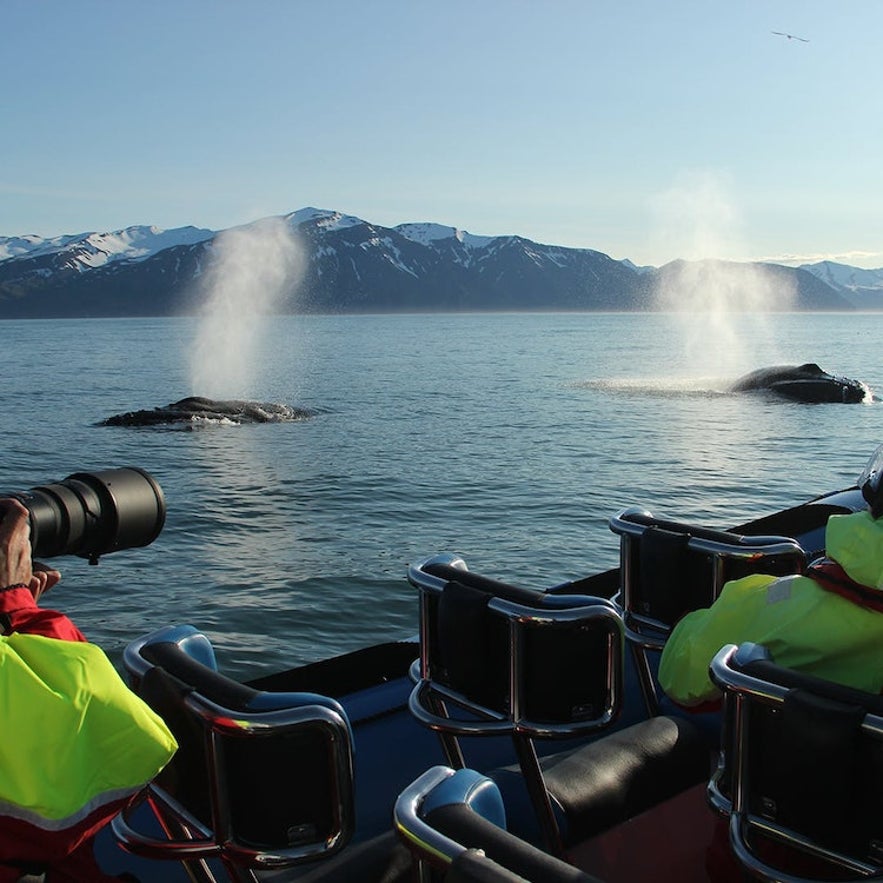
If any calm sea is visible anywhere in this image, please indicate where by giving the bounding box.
[2,311,881,679]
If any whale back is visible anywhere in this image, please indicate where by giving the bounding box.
[729,364,868,403]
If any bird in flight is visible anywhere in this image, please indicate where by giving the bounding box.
[772,30,809,42]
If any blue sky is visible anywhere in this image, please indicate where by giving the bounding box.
[2,1,881,268]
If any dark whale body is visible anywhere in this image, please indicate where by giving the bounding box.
[101,396,315,426]
[729,363,869,403]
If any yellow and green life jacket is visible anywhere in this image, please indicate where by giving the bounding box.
[659,510,883,707]
[0,632,177,864]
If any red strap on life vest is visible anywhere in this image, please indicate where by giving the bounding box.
[804,559,883,614]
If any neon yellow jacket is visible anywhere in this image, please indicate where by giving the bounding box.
[658,510,883,707]
[0,632,177,860]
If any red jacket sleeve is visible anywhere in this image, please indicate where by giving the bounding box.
[0,585,87,642]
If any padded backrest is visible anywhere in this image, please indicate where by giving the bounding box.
[137,664,213,827]
[416,563,622,728]
[134,638,353,854]
[423,561,546,604]
[632,526,705,625]
[737,689,871,853]
[612,510,806,628]
[713,646,883,869]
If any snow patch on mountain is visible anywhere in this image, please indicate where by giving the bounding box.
[395,222,494,250]
[0,225,214,268]
[0,232,92,261]
[287,207,365,232]
[801,260,883,291]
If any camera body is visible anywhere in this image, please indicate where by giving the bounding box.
[4,467,166,564]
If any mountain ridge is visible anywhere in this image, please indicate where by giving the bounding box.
[0,208,878,317]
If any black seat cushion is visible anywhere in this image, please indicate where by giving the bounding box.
[543,716,710,842]
[494,716,710,845]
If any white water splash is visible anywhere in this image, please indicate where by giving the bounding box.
[576,376,730,398]
[189,217,303,398]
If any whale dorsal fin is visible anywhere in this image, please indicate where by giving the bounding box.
[798,362,823,375]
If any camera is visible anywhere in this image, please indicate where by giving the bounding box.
[3,467,166,564]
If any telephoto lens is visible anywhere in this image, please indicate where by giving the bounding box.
[3,467,166,564]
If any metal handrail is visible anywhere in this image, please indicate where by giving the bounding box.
[407,554,626,856]
[393,765,466,869]
[113,626,355,874]
[408,556,625,739]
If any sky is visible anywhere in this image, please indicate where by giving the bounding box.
[2,1,881,269]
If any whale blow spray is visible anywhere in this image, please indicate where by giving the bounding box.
[650,172,796,378]
[189,217,303,398]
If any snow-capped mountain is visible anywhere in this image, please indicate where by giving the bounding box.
[801,261,883,308]
[0,208,871,317]
[0,225,214,270]
[288,209,642,312]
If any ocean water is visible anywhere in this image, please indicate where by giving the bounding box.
[2,311,881,679]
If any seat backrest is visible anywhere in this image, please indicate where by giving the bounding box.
[395,766,602,883]
[610,508,806,634]
[114,625,355,868]
[708,643,883,881]
[409,555,625,736]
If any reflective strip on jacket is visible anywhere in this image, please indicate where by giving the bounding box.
[658,510,883,707]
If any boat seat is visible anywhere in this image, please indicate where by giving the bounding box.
[609,508,806,715]
[407,555,710,856]
[708,642,883,882]
[111,624,356,882]
[395,765,603,882]
[490,713,708,847]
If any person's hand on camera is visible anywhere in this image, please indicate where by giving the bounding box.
[0,498,61,602]
[30,560,62,602]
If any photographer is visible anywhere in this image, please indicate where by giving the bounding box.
[0,496,177,882]
[0,498,84,642]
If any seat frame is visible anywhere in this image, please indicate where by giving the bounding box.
[708,642,883,883]
[408,554,625,855]
[111,625,355,883]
